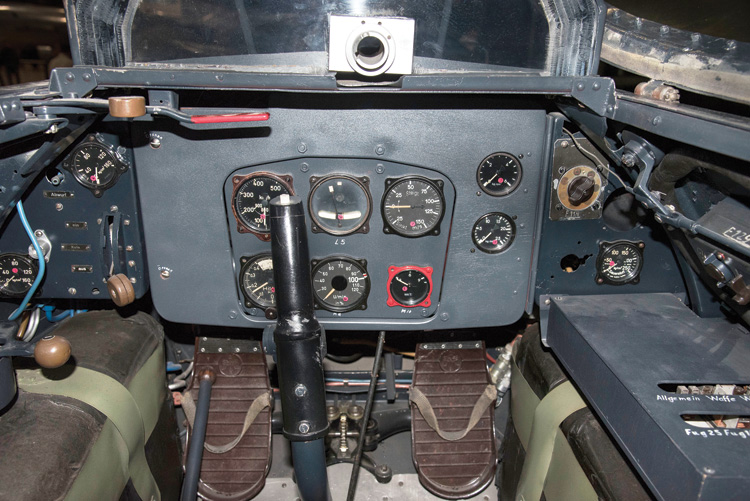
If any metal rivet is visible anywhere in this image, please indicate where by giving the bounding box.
[300,162,309,172]
[218,347,223,353]
[592,82,601,91]
[65,72,75,82]
[68,287,76,295]
[376,164,385,174]
[124,219,130,226]
[55,203,63,211]
[228,310,238,319]
[375,144,385,155]
[297,143,307,153]
[126,245,134,252]
[128,260,136,267]
[575,83,585,91]
[110,205,118,212]
[130,277,136,284]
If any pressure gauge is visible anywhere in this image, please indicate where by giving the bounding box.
[232,172,294,240]
[472,213,516,254]
[311,257,370,312]
[308,175,372,235]
[476,152,522,197]
[382,177,445,237]
[596,241,644,285]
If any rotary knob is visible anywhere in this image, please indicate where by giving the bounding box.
[567,176,596,207]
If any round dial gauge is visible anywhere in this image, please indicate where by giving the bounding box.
[239,254,276,308]
[387,266,433,307]
[596,241,644,285]
[472,213,516,254]
[63,140,126,195]
[232,173,294,238]
[311,257,369,312]
[308,175,371,235]
[0,254,38,297]
[476,152,522,196]
[382,177,445,237]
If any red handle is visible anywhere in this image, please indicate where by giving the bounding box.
[190,112,270,124]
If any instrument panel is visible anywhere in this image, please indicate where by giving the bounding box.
[132,106,549,330]
[223,158,456,322]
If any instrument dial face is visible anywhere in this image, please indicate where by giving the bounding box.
[308,175,371,235]
[382,177,445,237]
[596,241,644,285]
[232,173,294,237]
[476,152,522,196]
[0,254,38,297]
[311,257,369,312]
[472,213,516,254]
[239,254,276,308]
[64,140,126,195]
[387,268,432,307]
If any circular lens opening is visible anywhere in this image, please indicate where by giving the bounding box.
[355,36,385,68]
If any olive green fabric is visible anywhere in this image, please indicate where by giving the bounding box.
[543,429,598,501]
[126,347,167,439]
[514,380,587,501]
[17,362,161,501]
[510,353,540,448]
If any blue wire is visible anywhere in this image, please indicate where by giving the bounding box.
[8,200,45,321]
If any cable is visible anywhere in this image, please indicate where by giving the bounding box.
[562,127,631,191]
[23,307,40,341]
[8,201,45,321]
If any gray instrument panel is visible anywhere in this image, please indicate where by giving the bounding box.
[132,107,548,330]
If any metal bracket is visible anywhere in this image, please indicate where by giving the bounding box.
[539,294,567,347]
[48,67,98,98]
[0,98,26,126]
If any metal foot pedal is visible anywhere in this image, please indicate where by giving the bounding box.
[410,341,497,499]
[186,338,272,501]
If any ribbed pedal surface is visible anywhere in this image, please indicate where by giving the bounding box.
[188,338,271,501]
[411,341,496,500]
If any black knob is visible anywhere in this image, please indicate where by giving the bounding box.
[567,176,596,207]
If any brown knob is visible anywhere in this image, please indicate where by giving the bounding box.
[107,273,135,307]
[34,335,71,369]
[108,96,147,118]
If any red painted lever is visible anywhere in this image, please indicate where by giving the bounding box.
[190,112,270,124]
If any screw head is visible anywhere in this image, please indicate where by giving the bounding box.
[298,421,311,434]
[68,287,77,295]
[55,203,63,211]
[109,205,118,212]
[160,270,170,279]
[375,144,385,155]
[297,143,307,153]
[294,384,308,397]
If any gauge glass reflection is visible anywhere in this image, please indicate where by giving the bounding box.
[308,175,371,235]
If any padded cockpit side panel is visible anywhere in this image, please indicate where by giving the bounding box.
[0,391,106,500]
